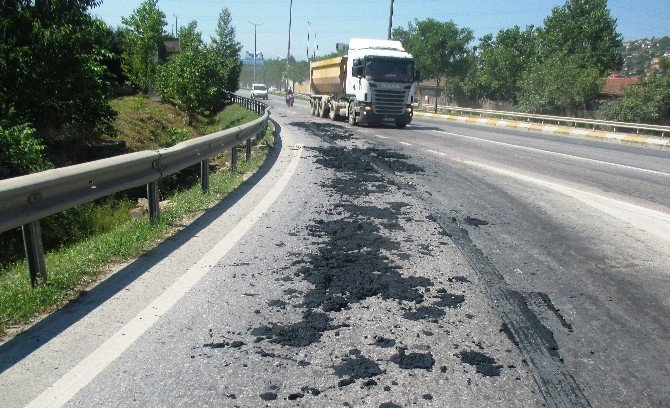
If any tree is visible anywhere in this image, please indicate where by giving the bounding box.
[517,53,603,115]
[393,18,473,112]
[0,0,114,139]
[475,26,538,103]
[538,0,623,75]
[121,0,167,92]
[285,59,309,86]
[157,22,221,124]
[211,8,242,92]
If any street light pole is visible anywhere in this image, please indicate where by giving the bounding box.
[173,14,178,37]
[287,0,293,61]
[387,0,394,40]
[249,21,263,83]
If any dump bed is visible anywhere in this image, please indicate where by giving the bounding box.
[310,56,348,95]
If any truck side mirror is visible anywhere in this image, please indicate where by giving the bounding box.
[356,65,365,78]
[414,70,421,83]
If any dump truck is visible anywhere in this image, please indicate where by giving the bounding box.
[308,38,419,128]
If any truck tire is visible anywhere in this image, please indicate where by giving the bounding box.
[319,101,329,118]
[310,101,317,116]
[328,103,337,120]
[348,104,358,126]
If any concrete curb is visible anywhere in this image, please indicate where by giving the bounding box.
[414,111,669,149]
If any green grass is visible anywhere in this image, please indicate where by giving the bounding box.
[0,123,275,338]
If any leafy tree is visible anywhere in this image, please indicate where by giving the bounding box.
[211,7,242,92]
[597,58,670,124]
[121,0,167,92]
[257,58,289,89]
[538,0,623,75]
[285,59,309,86]
[157,22,221,124]
[96,22,128,88]
[475,26,538,103]
[0,124,52,180]
[0,0,114,139]
[393,18,473,112]
[517,53,603,115]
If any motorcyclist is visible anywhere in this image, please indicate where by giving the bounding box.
[285,88,294,106]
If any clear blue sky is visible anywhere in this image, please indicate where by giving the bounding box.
[92,0,670,60]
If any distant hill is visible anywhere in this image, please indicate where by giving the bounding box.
[619,36,670,76]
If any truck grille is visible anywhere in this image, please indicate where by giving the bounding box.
[372,89,407,115]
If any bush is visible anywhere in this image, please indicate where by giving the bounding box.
[0,124,52,180]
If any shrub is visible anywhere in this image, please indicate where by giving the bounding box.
[0,124,52,180]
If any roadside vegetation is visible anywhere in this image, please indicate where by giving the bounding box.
[391,0,669,123]
[0,1,276,338]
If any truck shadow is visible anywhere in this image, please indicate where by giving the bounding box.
[0,119,284,374]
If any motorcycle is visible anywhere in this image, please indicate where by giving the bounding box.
[285,93,294,107]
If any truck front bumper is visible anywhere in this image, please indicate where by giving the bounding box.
[357,106,413,126]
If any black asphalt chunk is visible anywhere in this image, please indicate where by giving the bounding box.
[288,392,304,400]
[379,403,402,408]
[333,351,383,387]
[267,299,288,309]
[371,336,396,348]
[301,386,321,396]
[259,392,278,401]
[250,311,337,347]
[391,348,435,370]
[464,216,489,227]
[458,351,503,377]
[403,305,446,321]
[422,394,434,400]
[433,290,465,308]
[447,276,471,284]
[290,121,355,141]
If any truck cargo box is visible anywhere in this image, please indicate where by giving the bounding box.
[310,56,348,95]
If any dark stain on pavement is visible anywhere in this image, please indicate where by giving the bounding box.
[458,350,503,377]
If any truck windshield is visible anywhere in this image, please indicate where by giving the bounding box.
[366,59,414,82]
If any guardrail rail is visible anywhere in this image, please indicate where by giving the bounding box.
[0,93,270,286]
[413,104,670,138]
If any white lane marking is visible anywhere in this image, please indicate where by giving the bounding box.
[399,141,412,146]
[376,134,389,139]
[461,160,670,244]
[431,130,670,177]
[26,146,305,408]
[426,149,449,157]
[358,129,372,134]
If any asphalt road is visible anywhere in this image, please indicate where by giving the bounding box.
[1,94,668,407]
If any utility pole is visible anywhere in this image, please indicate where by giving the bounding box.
[249,21,263,83]
[387,0,394,40]
[287,0,293,61]
[307,21,310,60]
[173,14,178,37]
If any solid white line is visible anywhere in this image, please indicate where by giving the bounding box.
[26,146,305,408]
[376,134,389,139]
[399,141,412,146]
[432,130,670,177]
[461,160,670,244]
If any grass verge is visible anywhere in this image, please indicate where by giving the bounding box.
[0,122,275,340]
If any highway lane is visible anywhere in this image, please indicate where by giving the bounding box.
[268,95,670,406]
[1,95,668,407]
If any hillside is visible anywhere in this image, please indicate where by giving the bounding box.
[620,36,670,76]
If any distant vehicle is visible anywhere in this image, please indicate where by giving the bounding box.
[251,84,268,99]
[308,38,419,128]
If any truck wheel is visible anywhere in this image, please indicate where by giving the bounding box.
[310,101,317,116]
[348,105,358,126]
[329,103,337,120]
[319,101,329,118]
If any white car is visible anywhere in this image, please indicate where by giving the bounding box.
[251,84,268,99]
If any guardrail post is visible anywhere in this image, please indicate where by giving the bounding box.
[246,139,252,161]
[22,221,47,287]
[200,159,210,193]
[147,181,160,223]
[231,147,238,171]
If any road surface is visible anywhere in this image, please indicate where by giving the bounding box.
[1,94,668,407]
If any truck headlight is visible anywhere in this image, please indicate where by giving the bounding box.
[364,105,372,112]
[406,106,413,114]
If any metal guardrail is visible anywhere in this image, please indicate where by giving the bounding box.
[413,104,670,137]
[0,93,270,286]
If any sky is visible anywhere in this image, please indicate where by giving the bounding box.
[91,0,670,61]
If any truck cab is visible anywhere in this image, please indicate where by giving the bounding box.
[346,38,417,128]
